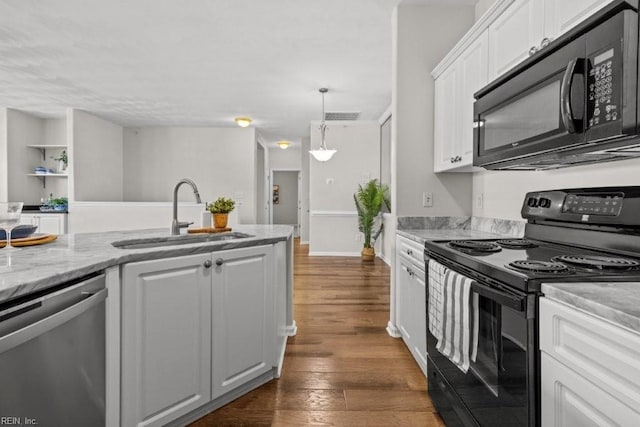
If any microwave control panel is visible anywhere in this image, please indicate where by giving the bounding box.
[587,47,619,128]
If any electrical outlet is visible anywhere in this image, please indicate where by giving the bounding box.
[422,192,433,207]
[476,193,484,209]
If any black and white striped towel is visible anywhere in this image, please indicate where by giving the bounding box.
[427,259,447,342]
[436,268,479,373]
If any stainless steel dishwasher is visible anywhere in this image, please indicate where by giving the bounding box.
[0,273,107,426]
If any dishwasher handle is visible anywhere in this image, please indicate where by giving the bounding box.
[0,287,107,354]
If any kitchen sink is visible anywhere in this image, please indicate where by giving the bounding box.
[111,232,254,249]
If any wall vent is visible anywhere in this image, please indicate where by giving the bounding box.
[324,111,360,121]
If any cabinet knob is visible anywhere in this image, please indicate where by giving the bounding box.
[203,260,212,268]
[529,46,538,56]
[450,157,455,163]
[215,258,224,266]
[540,37,552,48]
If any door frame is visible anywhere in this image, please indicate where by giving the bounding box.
[269,168,301,235]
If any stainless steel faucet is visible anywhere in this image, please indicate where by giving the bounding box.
[171,178,202,235]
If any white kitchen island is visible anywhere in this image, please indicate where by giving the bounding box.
[0,225,294,427]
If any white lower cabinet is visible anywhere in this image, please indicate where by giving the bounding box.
[212,245,274,398]
[121,245,275,427]
[540,298,640,426]
[395,235,427,376]
[121,253,212,427]
[20,213,67,235]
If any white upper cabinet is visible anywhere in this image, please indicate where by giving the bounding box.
[432,0,614,173]
[544,0,612,40]
[487,0,545,81]
[434,30,488,173]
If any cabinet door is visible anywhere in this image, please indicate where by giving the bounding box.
[212,245,274,398]
[19,215,36,226]
[544,0,612,40]
[456,30,489,169]
[121,254,212,427]
[409,271,427,375]
[37,215,64,235]
[488,0,544,81]
[433,65,459,172]
[396,258,413,340]
[541,353,640,426]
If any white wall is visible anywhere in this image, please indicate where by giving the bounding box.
[309,121,380,255]
[70,109,123,202]
[273,171,299,225]
[392,4,475,218]
[269,147,301,170]
[475,0,496,20]
[473,158,640,220]
[0,109,7,202]
[123,127,257,223]
[300,137,310,243]
[6,108,45,205]
[42,118,68,200]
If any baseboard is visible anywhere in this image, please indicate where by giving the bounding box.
[308,251,361,257]
[166,370,275,427]
[386,321,402,338]
[285,321,297,336]
[379,253,391,266]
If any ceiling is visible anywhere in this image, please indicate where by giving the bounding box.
[0,0,476,148]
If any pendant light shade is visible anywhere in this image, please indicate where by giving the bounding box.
[309,88,336,162]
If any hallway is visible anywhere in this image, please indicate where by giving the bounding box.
[192,239,444,426]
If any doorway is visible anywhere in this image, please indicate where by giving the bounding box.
[270,170,300,237]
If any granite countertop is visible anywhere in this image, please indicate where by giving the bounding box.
[542,282,640,335]
[0,225,293,305]
[397,229,509,244]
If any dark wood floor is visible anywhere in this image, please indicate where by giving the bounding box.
[191,239,444,426]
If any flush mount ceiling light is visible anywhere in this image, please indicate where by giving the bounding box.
[309,88,336,162]
[277,140,290,149]
[234,116,252,127]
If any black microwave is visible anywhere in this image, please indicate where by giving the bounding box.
[473,0,640,170]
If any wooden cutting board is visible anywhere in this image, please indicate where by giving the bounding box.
[0,233,57,248]
[188,227,232,234]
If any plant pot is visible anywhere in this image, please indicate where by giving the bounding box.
[361,246,375,262]
[212,213,229,229]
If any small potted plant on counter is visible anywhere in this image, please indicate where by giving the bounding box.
[208,197,235,229]
[354,179,390,262]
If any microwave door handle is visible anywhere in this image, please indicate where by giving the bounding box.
[560,58,585,134]
[470,281,524,312]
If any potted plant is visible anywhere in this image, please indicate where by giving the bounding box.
[353,179,390,262]
[51,197,68,211]
[208,197,235,229]
[51,150,68,173]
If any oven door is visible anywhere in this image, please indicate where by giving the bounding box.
[426,259,536,427]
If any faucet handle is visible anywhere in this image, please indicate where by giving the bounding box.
[178,221,193,228]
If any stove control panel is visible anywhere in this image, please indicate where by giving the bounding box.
[562,193,623,216]
[521,187,640,227]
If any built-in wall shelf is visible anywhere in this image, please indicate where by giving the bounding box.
[27,144,67,160]
[27,173,68,188]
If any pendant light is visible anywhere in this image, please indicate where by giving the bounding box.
[309,88,336,162]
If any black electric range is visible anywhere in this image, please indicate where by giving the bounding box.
[424,186,640,427]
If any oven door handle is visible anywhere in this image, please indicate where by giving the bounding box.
[560,57,585,134]
[471,281,524,312]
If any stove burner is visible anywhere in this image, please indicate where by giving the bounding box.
[496,239,538,249]
[448,240,501,253]
[508,260,571,273]
[553,255,640,270]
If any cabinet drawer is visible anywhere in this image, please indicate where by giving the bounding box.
[541,353,640,426]
[540,298,640,411]
[396,235,425,269]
